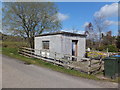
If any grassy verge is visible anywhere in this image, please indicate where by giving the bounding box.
[2,47,120,82]
[2,47,100,80]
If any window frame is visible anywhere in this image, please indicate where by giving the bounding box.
[42,41,50,50]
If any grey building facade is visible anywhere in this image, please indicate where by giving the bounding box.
[35,31,86,61]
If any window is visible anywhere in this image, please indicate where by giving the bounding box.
[42,41,49,49]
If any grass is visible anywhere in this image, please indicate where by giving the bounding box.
[2,41,29,48]
[2,47,100,80]
[1,43,120,83]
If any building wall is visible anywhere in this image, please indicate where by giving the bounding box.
[78,37,86,60]
[61,35,86,60]
[35,34,62,58]
[35,34,86,61]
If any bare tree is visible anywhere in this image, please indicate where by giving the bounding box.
[84,22,97,49]
[84,22,96,41]
[2,2,61,48]
[93,15,108,47]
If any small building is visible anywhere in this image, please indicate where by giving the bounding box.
[35,31,86,61]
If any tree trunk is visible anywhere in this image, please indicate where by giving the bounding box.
[99,40,101,47]
[28,37,34,49]
[98,32,102,47]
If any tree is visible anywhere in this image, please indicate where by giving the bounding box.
[118,29,120,36]
[2,2,61,48]
[93,15,108,47]
[84,22,95,40]
[102,31,113,45]
[84,22,97,49]
[116,36,120,51]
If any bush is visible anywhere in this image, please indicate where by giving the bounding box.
[107,45,118,52]
[97,46,105,51]
[3,44,8,47]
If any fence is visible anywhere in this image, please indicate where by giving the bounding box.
[18,47,103,74]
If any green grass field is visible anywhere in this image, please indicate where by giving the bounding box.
[2,41,29,48]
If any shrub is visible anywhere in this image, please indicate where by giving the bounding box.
[3,44,8,47]
[97,46,105,51]
[107,45,118,52]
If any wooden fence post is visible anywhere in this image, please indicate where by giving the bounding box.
[18,48,20,54]
[39,50,41,56]
[30,49,32,58]
[68,56,70,64]
[88,59,91,74]
[54,52,56,65]
[99,58,102,70]
[45,50,47,58]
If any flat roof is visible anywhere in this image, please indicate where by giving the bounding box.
[35,31,86,37]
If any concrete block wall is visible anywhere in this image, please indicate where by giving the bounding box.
[35,34,63,59]
[35,34,86,61]
[61,35,86,60]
